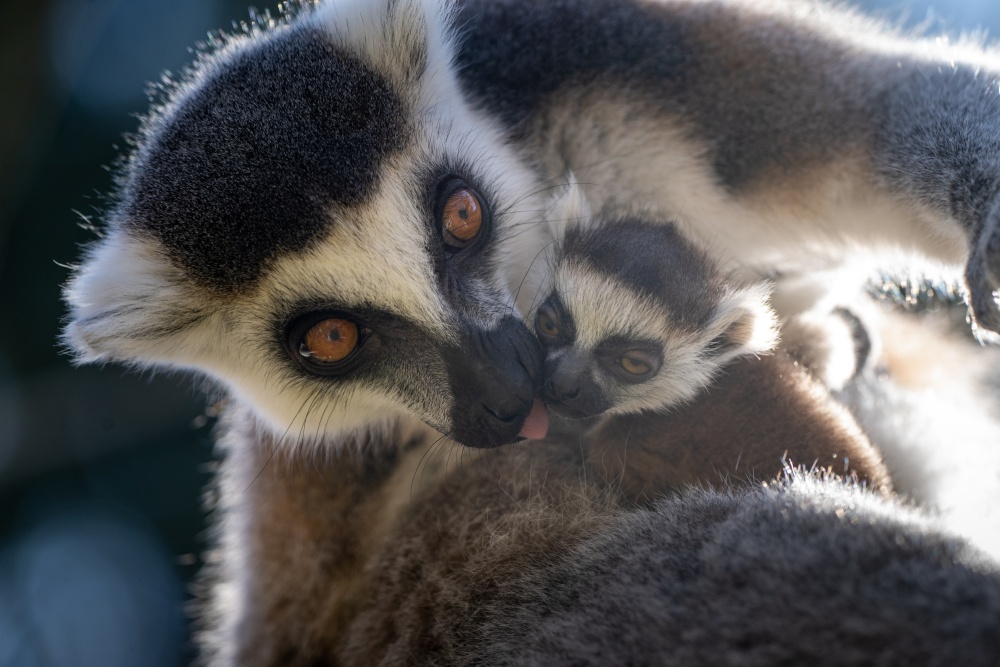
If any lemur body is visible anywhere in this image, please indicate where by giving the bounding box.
[205,410,991,666]
[55,0,1000,663]
[536,189,890,495]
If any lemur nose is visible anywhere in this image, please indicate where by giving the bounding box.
[545,376,580,402]
[482,401,525,424]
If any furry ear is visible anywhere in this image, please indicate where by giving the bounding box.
[317,0,441,90]
[544,174,593,239]
[704,282,778,363]
[62,231,219,367]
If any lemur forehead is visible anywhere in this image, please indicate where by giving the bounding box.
[561,219,724,329]
[256,165,452,337]
[119,22,411,294]
[555,260,677,349]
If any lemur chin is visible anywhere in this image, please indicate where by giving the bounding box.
[62,0,1000,454]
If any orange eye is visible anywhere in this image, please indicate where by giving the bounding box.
[538,311,560,337]
[618,351,654,376]
[441,187,483,247]
[300,318,359,363]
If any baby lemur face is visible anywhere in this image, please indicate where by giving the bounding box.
[536,191,777,419]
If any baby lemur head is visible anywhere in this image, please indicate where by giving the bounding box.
[536,187,777,419]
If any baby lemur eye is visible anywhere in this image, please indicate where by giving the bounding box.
[300,318,359,363]
[437,180,486,249]
[611,349,662,383]
[618,352,651,375]
[535,303,562,342]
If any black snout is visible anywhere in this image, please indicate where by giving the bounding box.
[542,352,611,419]
[545,373,580,403]
[445,316,544,448]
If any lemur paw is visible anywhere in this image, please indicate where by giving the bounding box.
[782,307,874,391]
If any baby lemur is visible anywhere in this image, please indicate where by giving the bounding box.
[536,190,890,496]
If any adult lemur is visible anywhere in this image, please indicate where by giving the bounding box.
[59,0,1000,663]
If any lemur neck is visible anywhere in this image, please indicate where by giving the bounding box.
[207,405,461,661]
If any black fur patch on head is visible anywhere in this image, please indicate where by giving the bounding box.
[562,219,723,330]
[121,24,409,292]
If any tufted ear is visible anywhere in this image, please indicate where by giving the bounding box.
[62,230,221,368]
[317,0,447,91]
[544,175,593,239]
[703,282,779,364]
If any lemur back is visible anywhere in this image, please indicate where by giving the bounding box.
[588,350,892,501]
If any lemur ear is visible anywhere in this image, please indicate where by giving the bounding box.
[318,0,441,90]
[545,174,592,238]
[62,231,218,367]
[704,282,778,363]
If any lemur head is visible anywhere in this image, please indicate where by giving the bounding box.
[62,0,550,448]
[535,186,778,419]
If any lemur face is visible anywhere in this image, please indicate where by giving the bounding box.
[62,1,551,448]
[536,190,777,419]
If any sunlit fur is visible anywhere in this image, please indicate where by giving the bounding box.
[63,0,1000,446]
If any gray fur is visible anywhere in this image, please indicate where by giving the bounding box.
[465,475,1000,667]
[455,0,1000,331]
[456,0,875,190]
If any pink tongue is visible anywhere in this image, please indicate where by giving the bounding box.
[518,399,550,440]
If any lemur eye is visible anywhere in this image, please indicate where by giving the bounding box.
[617,350,661,379]
[438,181,485,249]
[535,303,561,342]
[300,318,359,363]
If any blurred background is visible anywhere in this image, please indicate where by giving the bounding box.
[0,0,998,665]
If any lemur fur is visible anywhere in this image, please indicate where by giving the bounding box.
[201,412,990,666]
[535,183,778,419]
[53,0,1000,663]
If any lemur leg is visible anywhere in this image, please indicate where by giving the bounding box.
[459,0,1000,332]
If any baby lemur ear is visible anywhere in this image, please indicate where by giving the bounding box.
[545,175,592,238]
[704,282,779,363]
